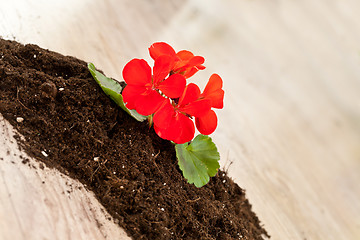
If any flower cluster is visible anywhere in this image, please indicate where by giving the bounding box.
[122,42,224,144]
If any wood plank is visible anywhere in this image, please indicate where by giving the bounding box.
[1,0,360,239]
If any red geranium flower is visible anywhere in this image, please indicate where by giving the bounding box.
[122,55,186,116]
[153,83,212,144]
[153,74,224,144]
[149,42,205,79]
[122,42,223,144]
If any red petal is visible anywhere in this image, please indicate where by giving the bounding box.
[153,55,174,85]
[173,114,195,144]
[176,50,194,61]
[122,59,151,86]
[173,51,192,71]
[149,42,176,60]
[187,56,205,67]
[178,83,200,106]
[202,74,224,109]
[195,110,218,135]
[206,89,224,109]
[154,110,195,144]
[179,98,211,118]
[153,101,174,129]
[154,111,182,141]
[174,51,205,78]
[183,67,199,79]
[157,74,186,98]
[154,123,181,142]
[154,125,172,141]
[134,90,166,116]
[196,64,206,70]
[122,85,146,110]
[203,74,223,95]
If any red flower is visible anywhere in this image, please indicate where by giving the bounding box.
[122,42,223,144]
[195,74,224,135]
[153,83,211,144]
[153,74,224,143]
[122,55,186,116]
[149,42,205,79]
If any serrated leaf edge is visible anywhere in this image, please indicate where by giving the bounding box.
[175,135,220,188]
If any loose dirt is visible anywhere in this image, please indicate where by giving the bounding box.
[0,38,268,240]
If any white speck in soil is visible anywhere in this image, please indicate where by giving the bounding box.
[163,183,166,186]
[113,171,116,174]
[160,208,165,211]
[33,54,36,58]
[223,179,226,183]
[59,88,65,91]
[94,157,99,161]
[16,117,24,123]
[120,186,124,189]
[41,151,48,157]
[122,165,125,168]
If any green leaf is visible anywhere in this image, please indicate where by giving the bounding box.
[88,63,147,122]
[175,134,220,188]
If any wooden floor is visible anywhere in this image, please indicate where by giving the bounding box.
[1,0,360,239]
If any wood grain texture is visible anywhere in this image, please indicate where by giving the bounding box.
[1,0,360,239]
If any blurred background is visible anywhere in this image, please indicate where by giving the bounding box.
[1,0,360,239]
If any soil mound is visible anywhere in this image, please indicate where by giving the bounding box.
[0,38,268,240]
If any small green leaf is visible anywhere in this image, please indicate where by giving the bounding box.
[175,134,220,188]
[88,63,147,122]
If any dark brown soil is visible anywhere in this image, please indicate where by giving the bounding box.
[0,38,269,240]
